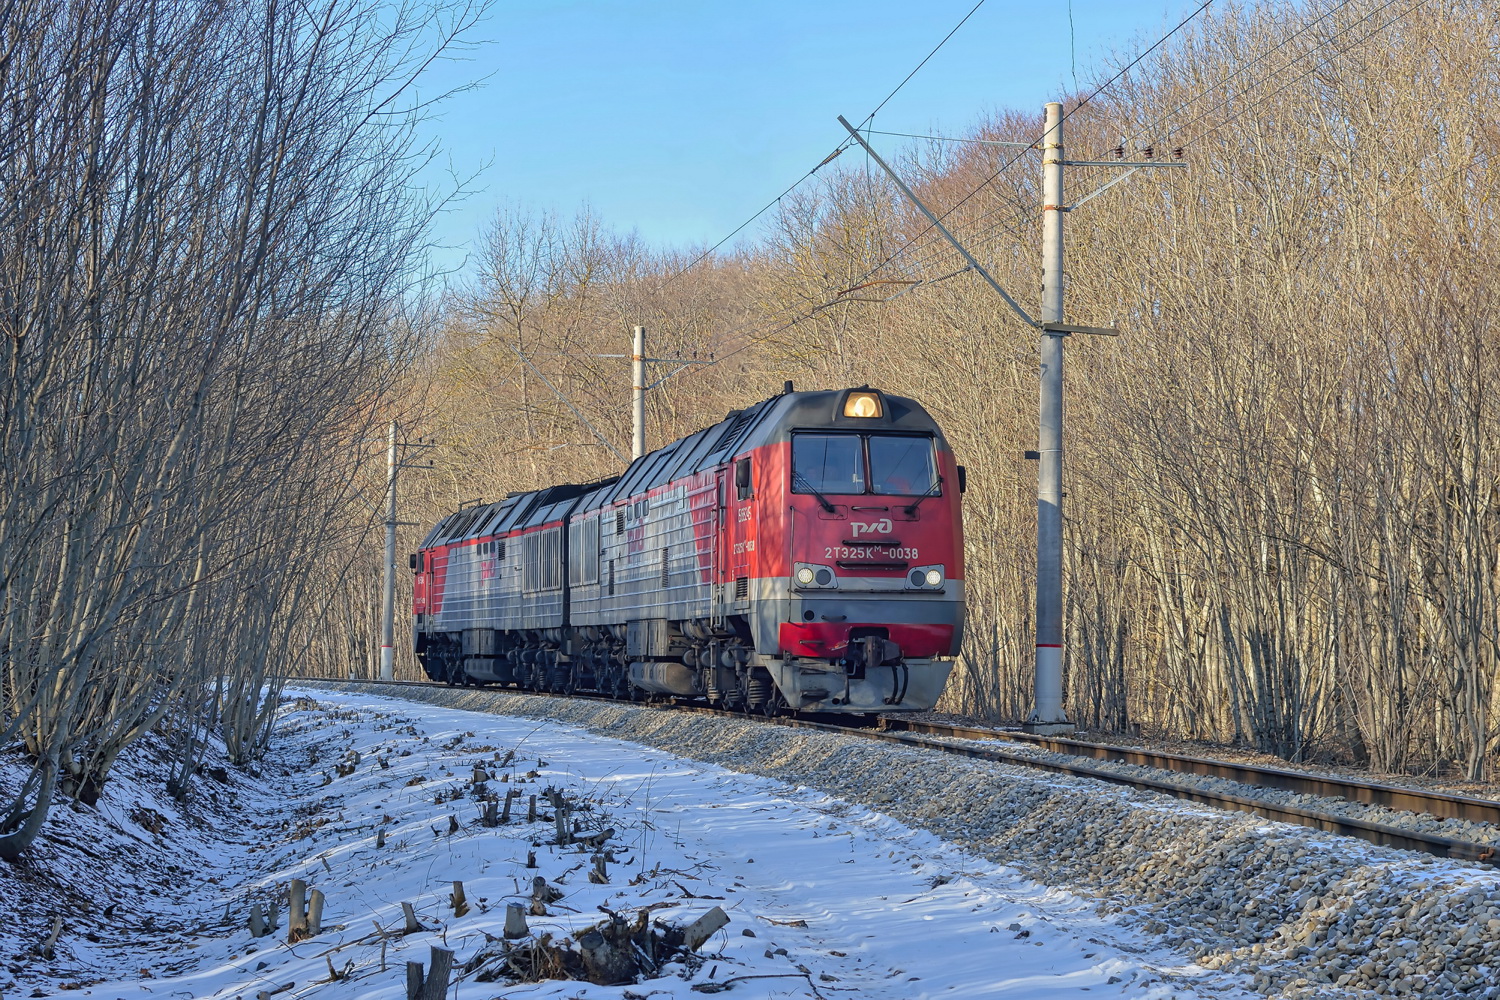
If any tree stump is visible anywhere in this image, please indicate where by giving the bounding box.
[38,916,62,960]
[530,876,563,915]
[287,880,309,943]
[404,948,452,1000]
[307,889,325,936]
[503,903,529,939]
[248,903,269,938]
[577,926,637,986]
[681,906,730,951]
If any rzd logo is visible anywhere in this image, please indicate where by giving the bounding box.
[849,518,893,537]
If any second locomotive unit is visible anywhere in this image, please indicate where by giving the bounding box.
[411,385,965,713]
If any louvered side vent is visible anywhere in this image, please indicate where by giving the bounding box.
[734,577,749,601]
[708,404,760,457]
[615,509,626,534]
[661,547,670,586]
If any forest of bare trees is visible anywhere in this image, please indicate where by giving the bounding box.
[336,0,1500,782]
[0,0,481,858]
[4,0,1496,863]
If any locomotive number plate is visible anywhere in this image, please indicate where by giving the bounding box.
[825,546,919,561]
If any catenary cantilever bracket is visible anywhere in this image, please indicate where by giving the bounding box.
[838,115,1037,330]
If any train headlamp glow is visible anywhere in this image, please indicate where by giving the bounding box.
[925,568,943,587]
[843,391,882,418]
[796,566,816,585]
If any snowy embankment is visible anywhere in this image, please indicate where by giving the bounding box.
[0,683,1493,1000]
[5,688,1256,1000]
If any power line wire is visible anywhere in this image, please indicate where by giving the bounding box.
[649,150,845,293]
[1112,0,1358,152]
[654,0,993,296]
[657,1,1220,389]
[824,2,1219,313]
[859,0,988,127]
[1177,0,1425,148]
[697,0,1436,387]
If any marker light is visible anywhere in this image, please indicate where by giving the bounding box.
[843,391,882,418]
[794,563,838,589]
[908,564,946,590]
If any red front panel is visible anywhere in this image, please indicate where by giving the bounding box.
[778,621,955,659]
[726,440,965,584]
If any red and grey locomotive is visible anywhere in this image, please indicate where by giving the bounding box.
[411,385,965,713]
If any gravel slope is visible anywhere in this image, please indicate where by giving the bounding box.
[924,733,1500,848]
[315,682,1500,999]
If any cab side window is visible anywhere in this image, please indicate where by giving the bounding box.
[735,457,753,500]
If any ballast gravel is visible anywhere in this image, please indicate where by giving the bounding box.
[318,682,1500,999]
[924,733,1500,848]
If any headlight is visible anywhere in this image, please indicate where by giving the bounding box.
[793,563,837,589]
[842,390,883,418]
[907,564,946,590]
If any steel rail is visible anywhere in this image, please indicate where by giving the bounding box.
[878,720,1500,827]
[289,677,1499,868]
[767,717,1498,868]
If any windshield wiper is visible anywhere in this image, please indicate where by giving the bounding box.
[793,471,836,513]
[903,476,943,516]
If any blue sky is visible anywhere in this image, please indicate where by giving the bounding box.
[414,0,1199,276]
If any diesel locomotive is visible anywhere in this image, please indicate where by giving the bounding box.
[411,385,965,713]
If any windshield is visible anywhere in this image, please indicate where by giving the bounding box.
[792,434,937,497]
[792,434,865,494]
[869,435,938,495]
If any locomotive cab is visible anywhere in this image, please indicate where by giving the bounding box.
[759,388,965,710]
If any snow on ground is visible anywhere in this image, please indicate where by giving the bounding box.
[1,689,1260,1000]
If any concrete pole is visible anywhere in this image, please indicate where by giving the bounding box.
[380,418,397,680]
[1028,101,1071,731]
[631,325,646,460]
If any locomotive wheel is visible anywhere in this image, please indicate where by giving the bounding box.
[761,689,788,718]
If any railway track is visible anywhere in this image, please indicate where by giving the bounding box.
[293,676,1500,868]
